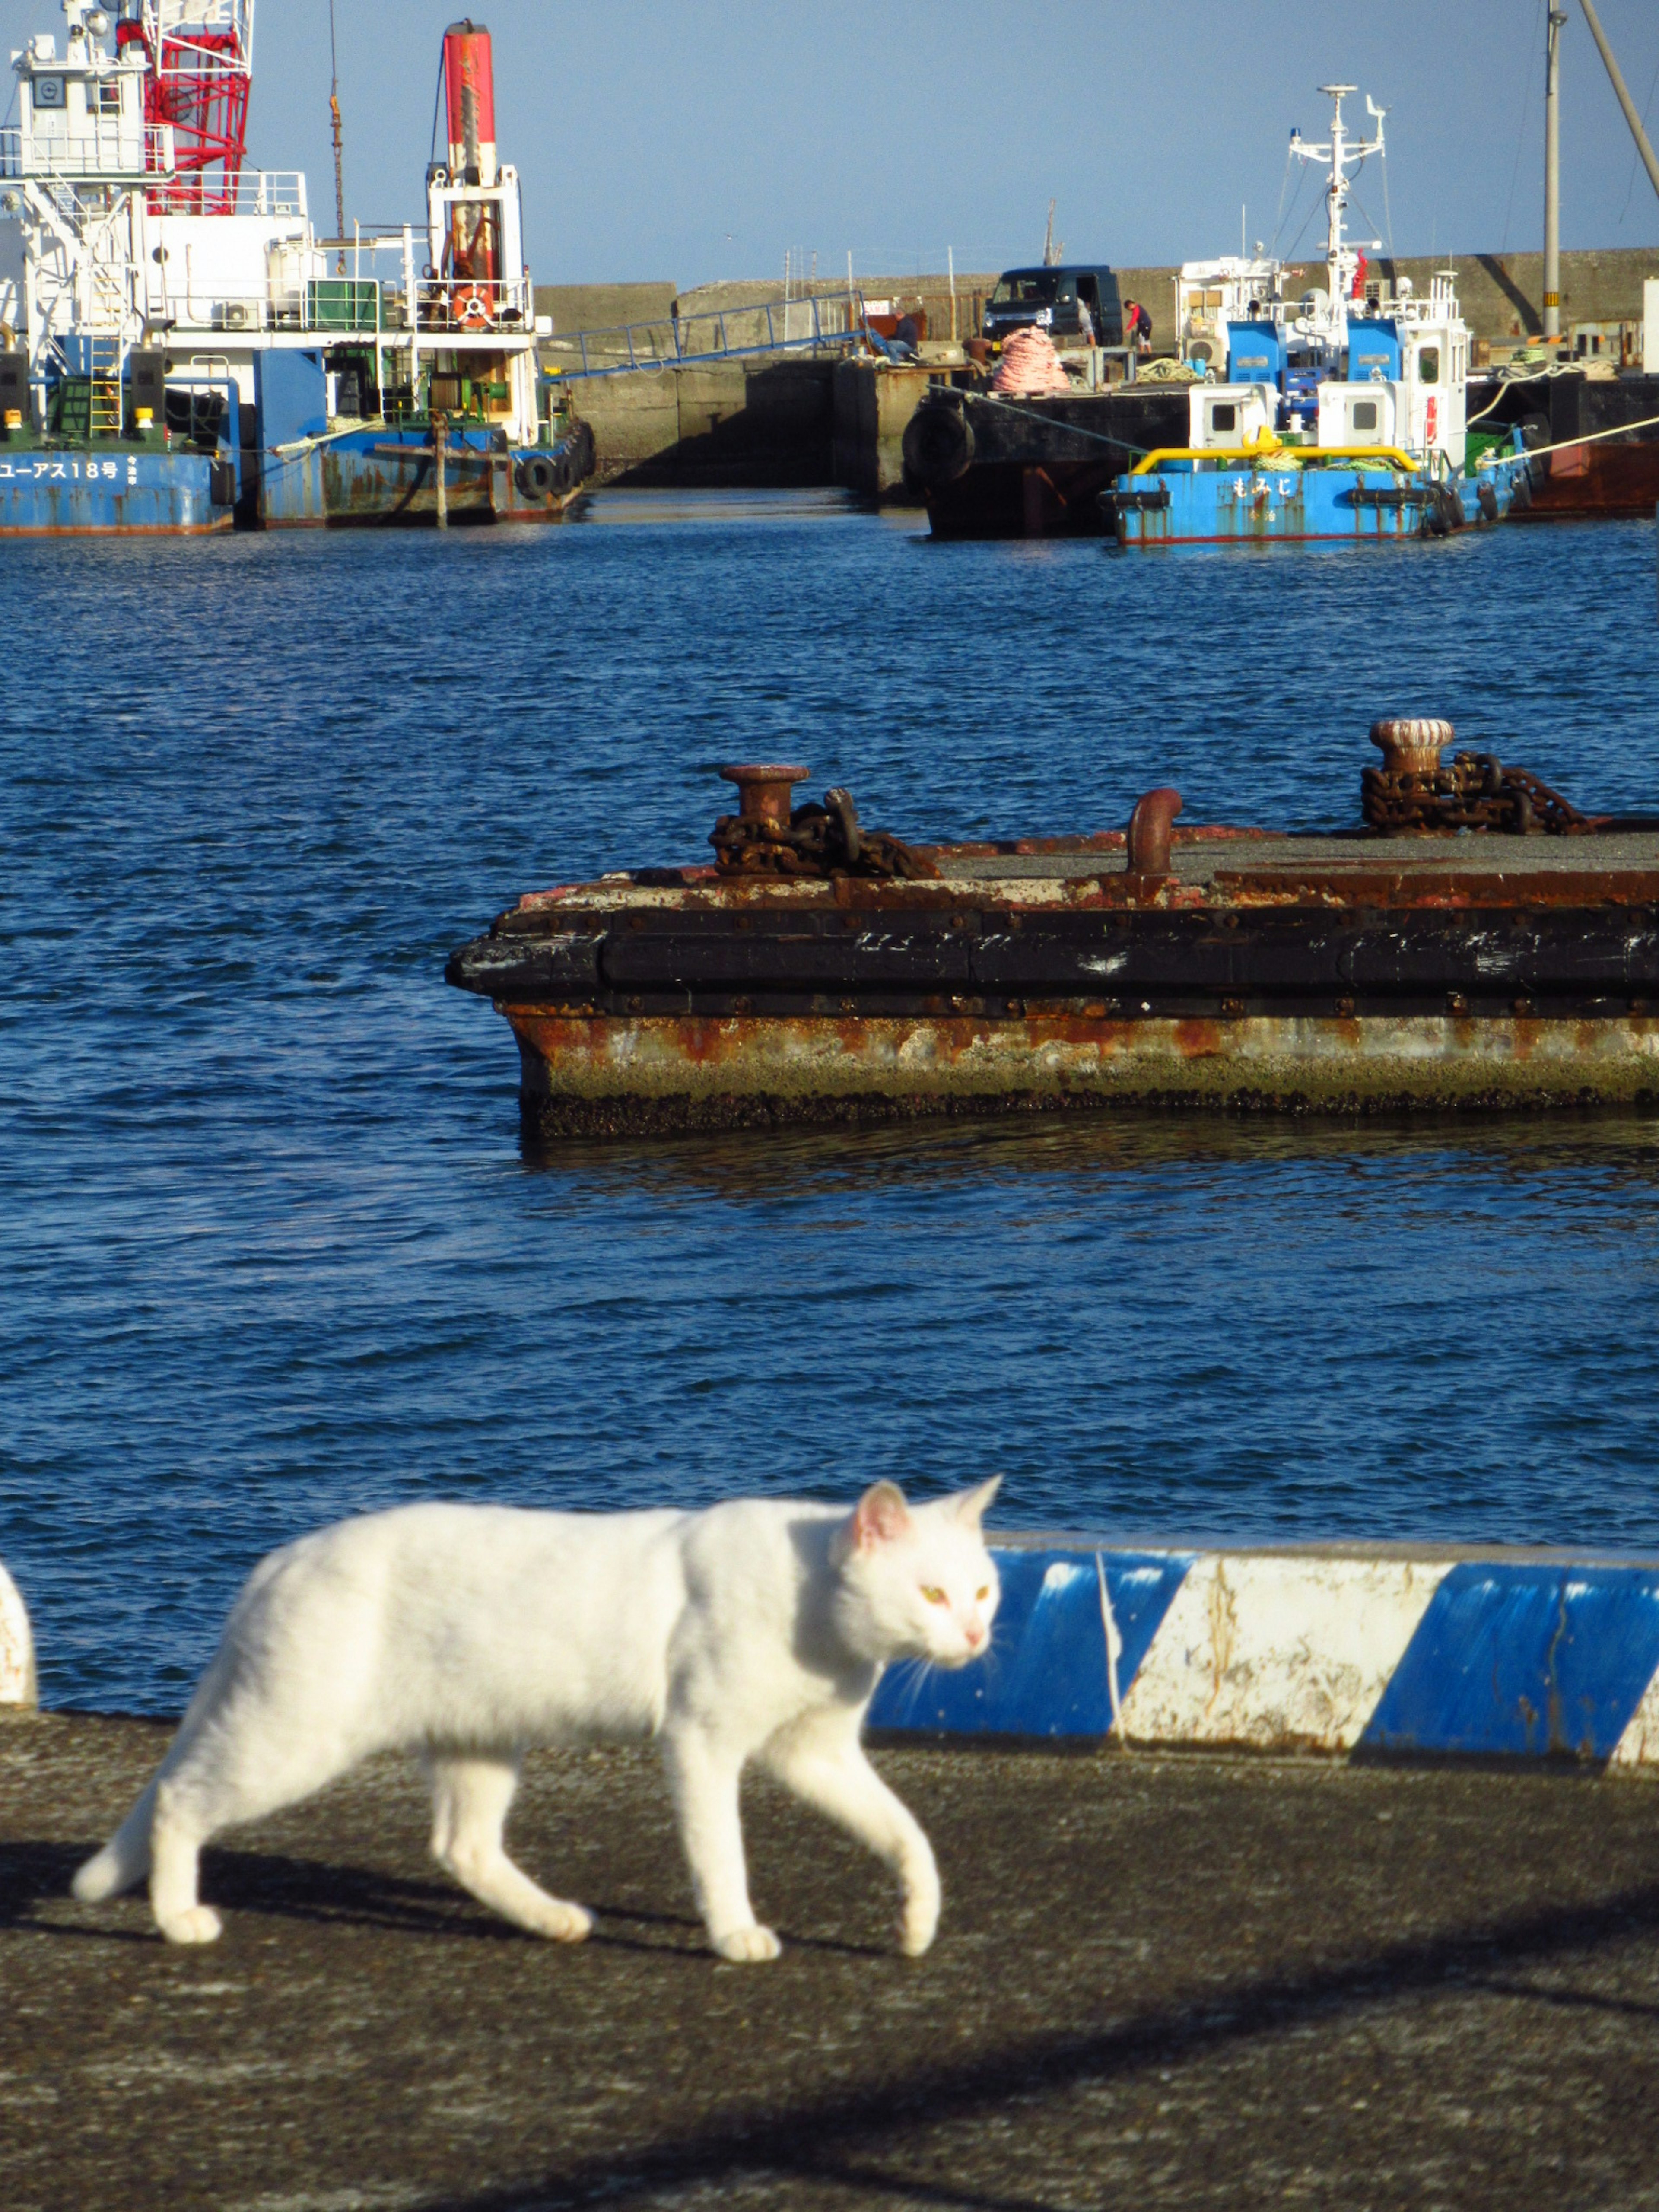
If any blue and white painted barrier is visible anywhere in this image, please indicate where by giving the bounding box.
[870,1541,1659,1767]
[0,1557,35,1711]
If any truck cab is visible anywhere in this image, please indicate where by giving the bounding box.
[983,265,1122,347]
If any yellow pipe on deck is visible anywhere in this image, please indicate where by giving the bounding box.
[1130,447,1421,477]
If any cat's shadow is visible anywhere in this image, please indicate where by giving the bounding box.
[0,1840,884,1960]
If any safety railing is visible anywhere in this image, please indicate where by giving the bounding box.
[412,273,533,335]
[541,286,868,379]
[144,276,380,336]
[146,168,308,219]
[0,122,172,180]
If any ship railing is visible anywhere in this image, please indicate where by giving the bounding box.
[0,123,172,181]
[540,286,868,379]
[144,169,309,219]
[154,278,384,336]
[409,273,534,334]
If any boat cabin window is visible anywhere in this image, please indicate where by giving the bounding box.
[1210,402,1237,432]
[1351,400,1378,430]
[1417,346,1440,383]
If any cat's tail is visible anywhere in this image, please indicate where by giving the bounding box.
[72,1774,160,1902]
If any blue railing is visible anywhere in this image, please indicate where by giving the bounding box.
[540,287,871,381]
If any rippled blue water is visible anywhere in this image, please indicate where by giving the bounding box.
[4,496,1659,1712]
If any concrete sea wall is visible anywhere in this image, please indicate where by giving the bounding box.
[537,250,1659,491]
[871,1538,1659,1765]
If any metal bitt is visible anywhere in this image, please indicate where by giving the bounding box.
[1544,9,1566,342]
[1369,717,1454,779]
[1125,788,1182,877]
[718,763,810,828]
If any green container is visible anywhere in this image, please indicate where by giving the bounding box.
[1465,428,1513,470]
[307,280,380,334]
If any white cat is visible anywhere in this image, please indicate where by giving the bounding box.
[73,1478,1000,1962]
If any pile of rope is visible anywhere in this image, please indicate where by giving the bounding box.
[1362,750,1607,836]
[712,787,940,880]
[1136,356,1209,384]
[992,327,1072,397]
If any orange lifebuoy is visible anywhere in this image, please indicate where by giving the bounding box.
[454,285,493,331]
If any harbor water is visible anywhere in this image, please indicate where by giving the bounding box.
[5,496,1659,1713]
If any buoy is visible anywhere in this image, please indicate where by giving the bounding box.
[0,1557,36,1711]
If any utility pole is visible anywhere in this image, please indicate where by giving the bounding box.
[1543,7,1565,343]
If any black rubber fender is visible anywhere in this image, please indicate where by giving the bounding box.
[901,397,975,489]
[516,453,559,499]
[1477,481,1500,523]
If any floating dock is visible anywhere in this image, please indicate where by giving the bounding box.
[448,744,1659,1139]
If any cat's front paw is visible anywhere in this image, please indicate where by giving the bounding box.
[713,1924,782,1964]
[898,1888,940,1958]
[158,1905,223,1946]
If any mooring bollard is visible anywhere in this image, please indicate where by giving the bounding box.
[0,1557,36,1712]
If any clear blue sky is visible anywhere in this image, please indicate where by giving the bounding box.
[5,0,1658,283]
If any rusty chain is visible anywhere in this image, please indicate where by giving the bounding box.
[711,786,940,880]
[1361,751,1607,837]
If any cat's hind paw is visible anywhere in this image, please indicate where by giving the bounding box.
[529,1900,593,1944]
[713,1924,782,1964]
[157,1905,223,1946]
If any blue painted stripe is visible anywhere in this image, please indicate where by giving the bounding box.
[1361,1563,1659,1760]
[869,1548,1193,1737]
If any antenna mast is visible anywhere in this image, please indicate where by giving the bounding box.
[328,0,345,273]
[1288,85,1386,314]
[1041,198,1061,267]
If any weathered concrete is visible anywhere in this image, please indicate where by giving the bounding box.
[534,283,677,336]
[832,359,936,499]
[573,359,838,487]
[6,1715,1659,2209]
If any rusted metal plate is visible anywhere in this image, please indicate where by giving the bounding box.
[504,1006,1659,1136]
[451,818,1659,1135]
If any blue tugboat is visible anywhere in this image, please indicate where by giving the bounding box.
[0,1,590,534]
[1109,87,1532,545]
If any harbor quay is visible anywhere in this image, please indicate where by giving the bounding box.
[544,245,1659,501]
[7,1535,1659,2204]
[3,1710,1659,2209]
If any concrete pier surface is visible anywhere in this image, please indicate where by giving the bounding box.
[5,1717,1659,2209]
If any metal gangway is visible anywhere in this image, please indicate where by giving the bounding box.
[541,285,875,381]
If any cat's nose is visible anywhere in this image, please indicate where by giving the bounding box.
[964,1620,986,1650]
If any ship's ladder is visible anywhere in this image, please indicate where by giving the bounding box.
[86,334,123,438]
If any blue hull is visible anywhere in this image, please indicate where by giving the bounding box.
[260,425,589,528]
[1112,454,1533,545]
[0,446,234,535]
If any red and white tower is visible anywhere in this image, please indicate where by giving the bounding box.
[116,0,254,213]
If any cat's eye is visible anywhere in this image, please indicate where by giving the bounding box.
[921,1586,948,1605]
[976,1586,991,1601]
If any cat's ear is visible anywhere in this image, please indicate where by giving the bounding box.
[849,1480,912,1552]
[951,1475,1002,1528]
